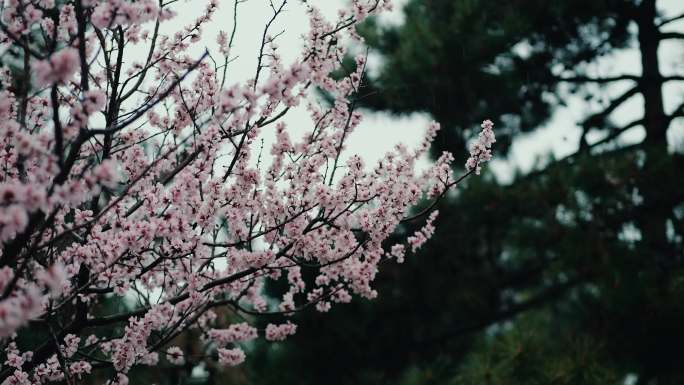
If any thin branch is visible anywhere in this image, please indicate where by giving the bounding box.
[119,1,162,102]
[74,0,90,92]
[87,50,209,136]
[582,86,640,130]
[51,85,64,167]
[658,12,684,27]
[555,74,639,83]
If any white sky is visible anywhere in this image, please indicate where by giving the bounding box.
[129,0,684,183]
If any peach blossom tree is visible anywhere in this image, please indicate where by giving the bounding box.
[0,0,493,383]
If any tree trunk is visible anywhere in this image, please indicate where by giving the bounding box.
[637,0,667,145]
[635,0,674,293]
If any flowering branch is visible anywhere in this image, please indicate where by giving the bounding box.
[0,0,494,383]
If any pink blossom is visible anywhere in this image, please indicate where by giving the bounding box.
[69,361,92,378]
[217,31,229,55]
[36,263,67,296]
[83,90,106,114]
[5,351,24,369]
[2,370,30,385]
[60,334,80,358]
[465,120,496,175]
[33,48,79,87]
[265,322,298,341]
[91,3,113,29]
[217,348,245,367]
[92,159,119,188]
[407,211,439,253]
[166,346,184,365]
[389,244,406,263]
[0,267,15,294]
[208,323,258,345]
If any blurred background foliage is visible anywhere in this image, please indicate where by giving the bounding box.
[241,0,684,385]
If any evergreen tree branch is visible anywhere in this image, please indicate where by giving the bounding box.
[658,13,684,27]
[555,74,639,83]
[659,32,684,40]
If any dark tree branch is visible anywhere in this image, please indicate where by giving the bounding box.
[658,13,684,27]
[584,86,640,128]
[555,74,639,83]
[86,243,295,327]
[88,50,209,137]
[119,3,162,103]
[663,75,684,82]
[50,86,64,167]
[415,276,586,347]
[659,32,684,40]
[74,0,90,92]
[668,101,684,123]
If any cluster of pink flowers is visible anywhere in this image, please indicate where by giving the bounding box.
[217,348,245,367]
[265,322,298,342]
[0,0,492,383]
[407,210,440,253]
[208,323,258,346]
[90,0,161,29]
[465,119,496,175]
[32,48,80,87]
